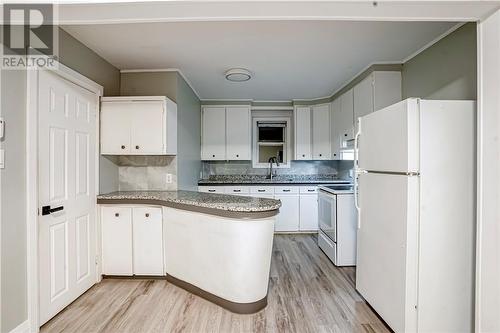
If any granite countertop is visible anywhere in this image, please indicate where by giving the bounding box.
[198,174,352,185]
[97,190,281,213]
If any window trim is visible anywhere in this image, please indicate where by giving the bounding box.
[252,116,292,168]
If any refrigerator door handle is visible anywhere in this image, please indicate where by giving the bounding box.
[354,120,362,228]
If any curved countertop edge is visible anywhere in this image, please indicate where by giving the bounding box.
[97,198,280,219]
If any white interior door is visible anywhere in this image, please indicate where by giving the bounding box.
[356,172,419,333]
[38,70,98,325]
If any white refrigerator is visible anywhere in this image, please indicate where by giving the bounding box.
[354,99,475,333]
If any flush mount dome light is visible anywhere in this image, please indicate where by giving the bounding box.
[225,68,252,82]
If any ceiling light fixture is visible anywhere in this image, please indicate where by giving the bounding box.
[225,68,252,82]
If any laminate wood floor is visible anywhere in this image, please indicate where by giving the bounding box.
[41,234,390,333]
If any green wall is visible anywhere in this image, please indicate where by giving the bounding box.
[402,23,477,100]
[120,72,177,100]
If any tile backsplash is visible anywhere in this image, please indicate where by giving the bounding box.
[201,160,354,180]
[115,155,178,191]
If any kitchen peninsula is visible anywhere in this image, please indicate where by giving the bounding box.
[97,190,281,313]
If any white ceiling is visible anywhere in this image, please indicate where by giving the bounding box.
[63,20,458,101]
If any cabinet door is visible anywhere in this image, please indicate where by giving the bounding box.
[354,75,374,133]
[132,207,164,275]
[274,195,300,232]
[130,101,165,154]
[299,194,319,231]
[312,104,331,160]
[202,107,226,160]
[294,106,312,160]
[331,98,342,160]
[226,107,251,160]
[100,102,131,154]
[340,89,355,140]
[101,206,133,275]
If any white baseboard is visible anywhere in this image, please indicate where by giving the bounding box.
[8,320,30,333]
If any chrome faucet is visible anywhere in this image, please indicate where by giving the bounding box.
[267,156,280,180]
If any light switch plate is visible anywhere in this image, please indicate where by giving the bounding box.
[165,173,172,184]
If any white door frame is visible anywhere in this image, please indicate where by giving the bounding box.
[26,62,102,332]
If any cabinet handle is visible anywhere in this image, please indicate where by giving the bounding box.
[319,153,322,157]
[258,189,265,192]
[115,213,119,217]
[236,154,239,157]
[212,154,216,157]
[135,145,140,150]
[283,189,291,192]
[344,133,348,137]
[308,189,315,192]
[233,190,241,192]
[145,213,149,217]
[334,153,337,156]
[208,189,216,192]
[302,154,305,157]
[121,145,126,149]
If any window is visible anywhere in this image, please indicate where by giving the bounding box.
[252,117,291,168]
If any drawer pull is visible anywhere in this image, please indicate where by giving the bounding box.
[212,154,216,157]
[319,153,322,157]
[115,213,119,217]
[135,145,140,150]
[236,154,239,157]
[121,145,126,149]
[208,189,216,192]
[145,213,149,218]
[308,189,315,192]
[233,190,241,192]
[283,189,291,192]
[258,189,265,192]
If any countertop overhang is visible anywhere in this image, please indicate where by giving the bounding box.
[97,190,281,219]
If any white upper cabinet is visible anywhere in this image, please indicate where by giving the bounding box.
[201,105,251,160]
[100,96,177,155]
[353,71,402,132]
[311,104,331,160]
[331,98,342,160]
[226,107,251,160]
[294,106,312,160]
[201,107,226,160]
[339,88,355,140]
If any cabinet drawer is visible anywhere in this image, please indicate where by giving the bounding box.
[274,186,299,194]
[299,186,318,194]
[101,206,133,275]
[224,186,250,195]
[198,186,225,194]
[318,231,337,264]
[250,186,275,194]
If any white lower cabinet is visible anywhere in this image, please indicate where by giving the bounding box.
[274,194,300,232]
[299,195,318,231]
[132,207,163,275]
[101,206,164,276]
[101,207,133,275]
[198,184,329,232]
